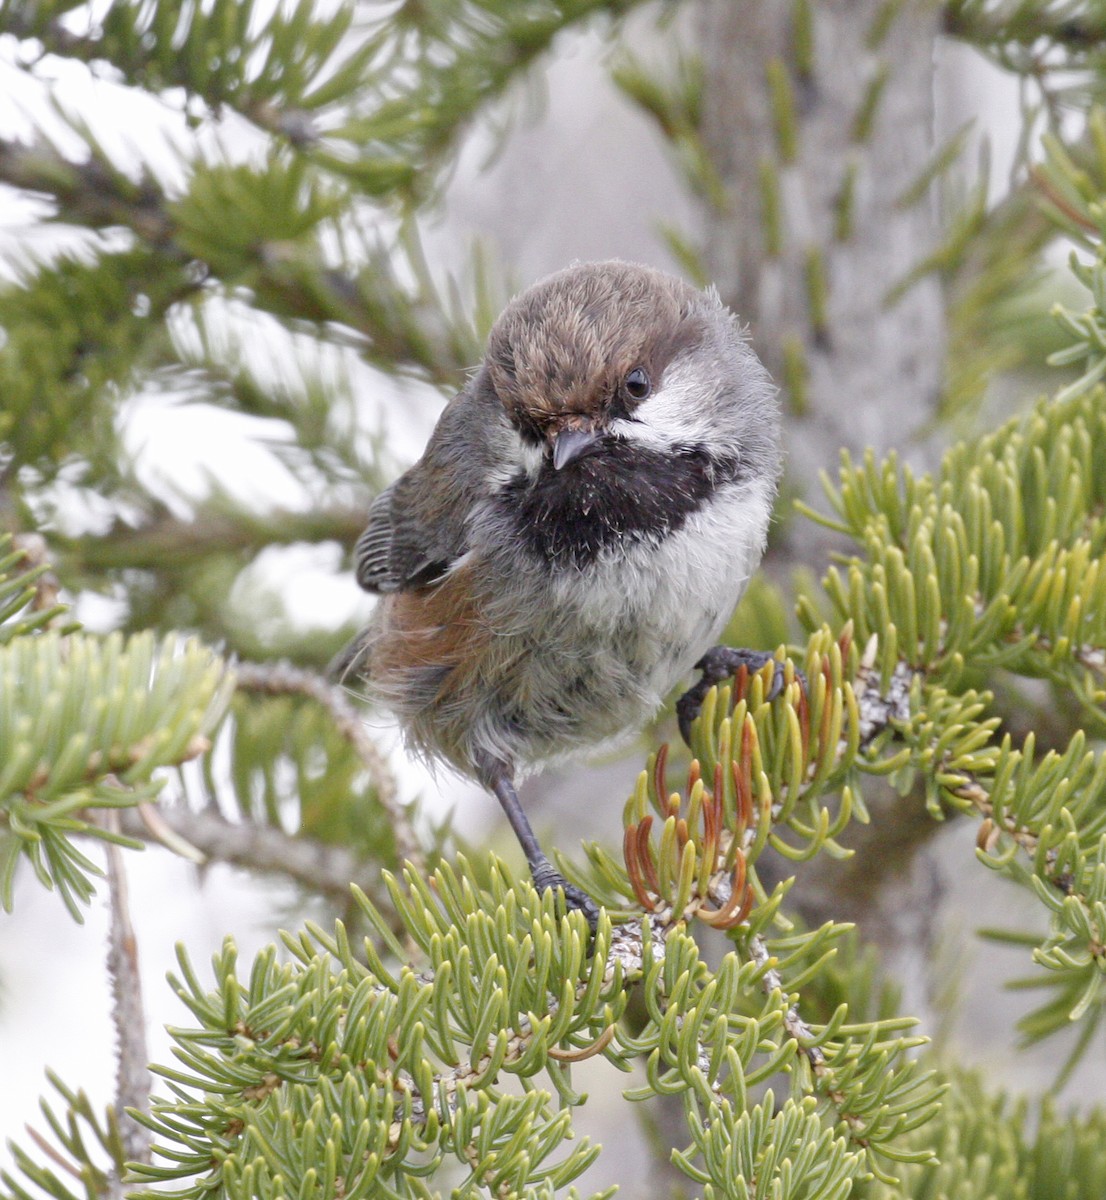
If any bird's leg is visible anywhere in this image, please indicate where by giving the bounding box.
[677,646,801,746]
[480,758,600,931]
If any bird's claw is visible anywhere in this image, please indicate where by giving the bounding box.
[530,857,601,932]
[677,646,805,746]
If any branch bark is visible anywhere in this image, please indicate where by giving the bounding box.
[696,0,946,558]
[692,3,949,1023]
[120,804,398,920]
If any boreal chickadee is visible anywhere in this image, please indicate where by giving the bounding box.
[336,260,782,925]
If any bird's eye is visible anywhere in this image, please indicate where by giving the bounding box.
[624,367,651,400]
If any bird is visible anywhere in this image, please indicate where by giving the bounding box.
[334,260,782,925]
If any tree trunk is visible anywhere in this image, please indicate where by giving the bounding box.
[696,0,948,996]
[698,0,946,544]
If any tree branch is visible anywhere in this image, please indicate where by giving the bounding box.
[121,804,398,920]
[58,504,368,572]
[0,135,471,385]
[943,3,1106,51]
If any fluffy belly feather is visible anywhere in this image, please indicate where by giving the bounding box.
[365,478,773,777]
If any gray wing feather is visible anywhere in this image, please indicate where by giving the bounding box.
[353,380,501,594]
[353,477,457,593]
[354,486,402,593]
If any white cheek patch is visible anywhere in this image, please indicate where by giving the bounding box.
[483,425,545,490]
[612,357,723,450]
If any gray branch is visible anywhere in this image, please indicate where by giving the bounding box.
[696,0,946,559]
[120,804,398,920]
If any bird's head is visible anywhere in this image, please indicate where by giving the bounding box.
[483,260,778,479]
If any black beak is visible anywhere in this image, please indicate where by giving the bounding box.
[552,427,599,470]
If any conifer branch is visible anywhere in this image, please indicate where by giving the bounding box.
[117,805,399,916]
[0,136,475,385]
[0,138,177,245]
[392,916,666,1132]
[115,851,934,1198]
[0,632,231,917]
[63,505,368,572]
[852,652,917,746]
[10,534,63,623]
[943,3,1106,51]
[749,932,820,1056]
[231,660,415,870]
[968,779,1064,883]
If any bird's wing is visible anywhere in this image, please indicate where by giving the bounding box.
[354,472,463,593]
[354,385,493,594]
[353,484,408,592]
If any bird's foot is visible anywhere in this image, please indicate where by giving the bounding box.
[677,646,803,746]
[530,856,601,932]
